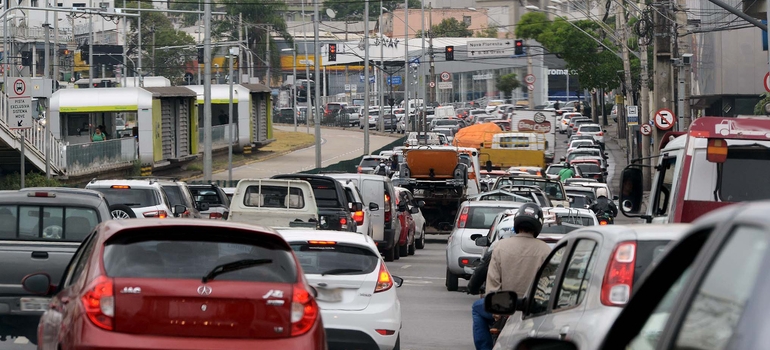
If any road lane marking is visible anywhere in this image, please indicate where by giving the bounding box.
[401,265,411,269]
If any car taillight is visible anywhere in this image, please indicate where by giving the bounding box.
[27,192,56,197]
[354,210,365,225]
[576,132,582,135]
[597,132,603,136]
[291,286,318,336]
[357,166,363,173]
[143,211,168,218]
[81,276,114,331]
[384,194,392,223]
[457,206,469,228]
[599,219,609,225]
[374,262,394,293]
[600,241,637,306]
[209,212,223,219]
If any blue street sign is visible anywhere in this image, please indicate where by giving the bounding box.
[387,76,402,85]
[409,57,420,64]
[359,75,365,83]
[370,76,376,83]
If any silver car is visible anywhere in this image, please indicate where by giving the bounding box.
[493,224,691,350]
[445,200,525,291]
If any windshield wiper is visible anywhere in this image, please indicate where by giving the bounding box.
[320,268,364,276]
[201,259,273,283]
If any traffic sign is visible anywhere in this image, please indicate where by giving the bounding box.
[467,40,516,58]
[9,77,31,130]
[387,76,402,85]
[527,84,534,91]
[524,74,536,84]
[640,124,652,136]
[351,84,357,92]
[627,105,639,126]
[344,84,351,91]
[654,108,676,130]
[429,81,436,88]
[440,71,451,81]
[764,72,770,93]
[438,82,453,90]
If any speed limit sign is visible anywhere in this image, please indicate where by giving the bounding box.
[524,74,535,84]
[440,71,451,81]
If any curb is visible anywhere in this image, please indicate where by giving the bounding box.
[273,123,405,138]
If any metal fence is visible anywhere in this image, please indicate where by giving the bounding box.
[20,120,66,172]
[63,137,137,175]
[198,124,237,148]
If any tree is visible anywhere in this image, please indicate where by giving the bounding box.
[415,18,473,38]
[324,0,421,20]
[475,26,498,38]
[169,2,201,27]
[496,73,521,99]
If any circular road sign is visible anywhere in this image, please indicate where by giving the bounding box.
[534,112,546,124]
[13,78,26,96]
[641,124,652,136]
[440,71,451,81]
[654,108,676,130]
[525,74,536,84]
[764,72,770,93]
[527,84,535,91]
[429,81,436,88]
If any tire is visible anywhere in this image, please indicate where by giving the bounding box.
[383,247,395,262]
[408,236,416,255]
[110,204,136,219]
[394,243,401,260]
[394,335,401,350]
[398,240,407,258]
[416,226,426,249]
[446,268,459,291]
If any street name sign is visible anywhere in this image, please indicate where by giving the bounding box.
[468,40,515,58]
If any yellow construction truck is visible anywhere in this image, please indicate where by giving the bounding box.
[479,132,548,170]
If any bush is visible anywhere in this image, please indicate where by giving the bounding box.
[0,172,63,190]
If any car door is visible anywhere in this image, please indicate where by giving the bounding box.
[536,237,601,343]
[494,243,569,350]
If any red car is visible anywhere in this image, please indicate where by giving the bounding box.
[394,187,417,257]
[22,219,325,350]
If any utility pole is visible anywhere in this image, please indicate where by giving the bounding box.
[239,13,244,81]
[403,3,410,132]
[265,26,270,86]
[364,0,370,154]
[428,3,435,104]
[313,0,322,168]
[675,0,691,129]
[151,26,156,76]
[122,0,127,86]
[89,0,94,88]
[302,0,311,134]
[54,3,60,87]
[652,0,673,153]
[616,0,631,141]
[526,42,533,108]
[228,47,235,182]
[137,0,142,87]
[203,0,213,181]
[420,0,426,134]
[379,1,385,128]
[44,2,51,178]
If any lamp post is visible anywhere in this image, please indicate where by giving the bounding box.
[227,46,238,182]
[282,47,298,132]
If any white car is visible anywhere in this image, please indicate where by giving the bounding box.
[339,180,373,237]
[559,112,583,133]
[279,230,403,350]
[567,139,596,153]
[85,179,181,219]
[577,123,606,145]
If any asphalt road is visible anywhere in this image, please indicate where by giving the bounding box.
[212,126,401,180]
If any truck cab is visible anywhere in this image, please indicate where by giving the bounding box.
[621,116,770,223]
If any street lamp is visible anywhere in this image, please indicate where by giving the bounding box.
[282,47,299,132]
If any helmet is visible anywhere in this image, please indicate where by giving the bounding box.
[513,203,544,236]
[596,188,609,198]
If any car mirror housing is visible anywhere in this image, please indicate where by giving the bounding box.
[369,202,380,211]
[484,291,519,315]
[22,273,53,296]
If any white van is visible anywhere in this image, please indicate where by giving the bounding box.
[324,174,402,261]
[227,179,319,229]
[434,106,456,119]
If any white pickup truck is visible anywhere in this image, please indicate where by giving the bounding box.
[227,179,319,229]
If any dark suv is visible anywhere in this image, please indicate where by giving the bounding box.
[272,174,359,232]
[188,183,231,219]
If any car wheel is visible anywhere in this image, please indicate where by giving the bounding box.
[394,335,401,350]
[383,247,395,262]
[394,243,401,260]
[408,232,416,255]
[416,226,426,249]
[399,241,409,257]
[110,204,136,219]
[446,268,459,291]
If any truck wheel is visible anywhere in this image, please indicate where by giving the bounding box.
[446,268,459,291]
[383,247,395,262]
[416,227,426,249]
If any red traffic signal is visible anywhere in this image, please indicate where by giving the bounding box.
[445,45,454,61]
[514,39,524,55]
[328,43,337,61]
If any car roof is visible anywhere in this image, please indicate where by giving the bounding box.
[0,189,108,206]
[564,224,692,244]
[20,187,106,198]
[462,200,527,208]
[565,186,595,191]
[86,179,163,188]
[96,218,278,241]
[278,230,375,247]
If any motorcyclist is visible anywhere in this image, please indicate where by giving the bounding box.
[471,204,551,350]
[589,188,618,220]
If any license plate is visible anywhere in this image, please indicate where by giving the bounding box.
[316,288,343,303]
[20,298,50,312]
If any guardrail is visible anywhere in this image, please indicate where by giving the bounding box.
[21,120,65,171]
[198,124,237,148]
[63,137,137,175]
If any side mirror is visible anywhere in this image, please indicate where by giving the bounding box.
[620,166,645,217]
[475,236,490,247]
[559,156,566,162]
[470,233,483,241]
[392,276,404,288]
[484,291,519,315]
[22,273,53,296]
[417,200,425,208]
[398,203,408,212]
[198,203,210,212]
[513,338,578,350]
[409,206,420,214]
[173,205,187,216]
[612,195,619,201]
[485,160,493,173]
[603,129,608,133]
[369,202,380,211]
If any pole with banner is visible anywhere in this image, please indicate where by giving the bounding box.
[9,77,32,188]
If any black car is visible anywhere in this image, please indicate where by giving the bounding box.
[271,174,360,232]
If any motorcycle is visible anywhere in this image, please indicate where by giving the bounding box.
[597,211,615,225]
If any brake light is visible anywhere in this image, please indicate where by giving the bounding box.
[110,185,130,189]
[143,210,168,218]
[308,240,337,245]
[209,212,223,219]
[597,132,603,136]
[357,166,363,173]
[374,263,394,293]
[600,241,637,306]
[457,206,469,228]
[27,192,56,197]
[384,193,392,223]
[376,329,397,336]
[707,138,728,163]
[576,132,582,135]
[291,286,319,336]
[599,219,609,225]
[81,276,114,331]
[354,210,365,225]
[340,217,348,226]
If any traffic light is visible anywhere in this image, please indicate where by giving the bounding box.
[197,47,204,63]
[445,46,454,61]
[21,51,32,66]
[328,43,337,62]
[514,40,524,55]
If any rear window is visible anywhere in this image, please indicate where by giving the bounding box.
[92,188,160,207]
[466,207,510,229]
[291,242,379,275]
[575,164,602,173]
[579,125,601,132]
[547,165,565,175]
[242,185,306,209]
[308,181,342,208]
[569,196,592,208]
[103,232,297,283]
[190,187,227,207]
[634,240,672,282]
[359,158,382,168]
[0,205,99,242]
[567,190,596,201]
[327,104,343,110]
[556,214,594,226]
[161,186,185,206]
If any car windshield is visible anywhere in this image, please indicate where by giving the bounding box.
[466,207,512,229]
[0,205,99,242]
[580,125,602,132]
[103,231,297,283]
[434,129,454,136]
[569,196,592,208]
[92,188,160,207]
[436,119,458,126]
[570,141,593,148]
[291,242,379,275]
[567,189,597,201]
[546,165,565,175]
[569,151,600,161]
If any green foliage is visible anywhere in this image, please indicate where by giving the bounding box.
[496,73,521,99]
[515,12,550,40]
[169,1,200,27]
[415,18,473,38]
[475,26,499,38]
[754,93,770,115]
[324,0,420,19]
[0,173,62,190]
